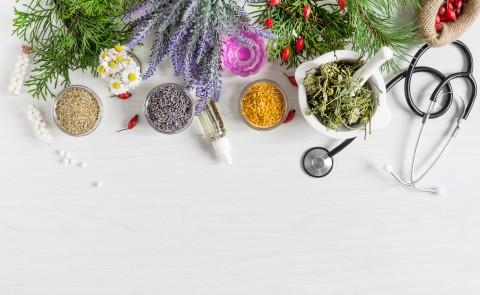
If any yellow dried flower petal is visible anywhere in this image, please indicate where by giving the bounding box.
[241,82,285,128]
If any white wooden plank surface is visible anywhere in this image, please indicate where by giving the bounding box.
[1,1,480,294]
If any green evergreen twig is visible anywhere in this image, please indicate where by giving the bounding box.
[12,0,136,99]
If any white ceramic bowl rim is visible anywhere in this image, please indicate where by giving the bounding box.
[295,50,391,140]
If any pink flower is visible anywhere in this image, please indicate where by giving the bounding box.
[221,32,267,77]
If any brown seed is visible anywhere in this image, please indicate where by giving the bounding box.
[54,87,100,136]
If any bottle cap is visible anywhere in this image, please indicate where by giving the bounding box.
[212,136,233,165]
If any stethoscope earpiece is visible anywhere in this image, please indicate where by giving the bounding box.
[434,186,447,196]
[382,163,394,174]
[382,163,448,196]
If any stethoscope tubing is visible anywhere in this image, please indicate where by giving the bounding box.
[387,40,476,120]
[385,40,476,194]
[303,40,476,189]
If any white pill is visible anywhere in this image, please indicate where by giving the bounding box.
[93,181,103,188]
[78,162,87,168]
[65,152,72,159]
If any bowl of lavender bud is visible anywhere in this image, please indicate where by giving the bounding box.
[144,83,194,134]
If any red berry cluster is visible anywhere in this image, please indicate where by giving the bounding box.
[264,0,347,63]
[264,0,309,62]
[435,0,465,32]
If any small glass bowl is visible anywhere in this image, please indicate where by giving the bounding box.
[144,83,195,135]
[52,85,103,137]
[239,79,289,131]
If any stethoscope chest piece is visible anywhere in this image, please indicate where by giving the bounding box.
[302,137,356,178]
[302,147,334,178]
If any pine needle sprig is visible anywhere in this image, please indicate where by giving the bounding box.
[251,0,350,68]
[13,0,136,99]
[250,0,420,71]
[348,0,420,72]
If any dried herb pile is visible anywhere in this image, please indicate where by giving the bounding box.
[304,61,377,130]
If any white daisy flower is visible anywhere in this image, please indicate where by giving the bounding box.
[109,78,127,95]
[102,49,118,62]
[104,58,121,74]
[119,56,135,69]
[114,44,126,53]
[122,66,141,90]
[97,64,111,79]
[99,49,109,63]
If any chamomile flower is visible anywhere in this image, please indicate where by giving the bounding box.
[98,45,142,95]
[109,78,127,95]
[104,59,120,73]
[97,64,110,79]
[119,56,135,69]
[99,49,109,62]
[114,44,125,53]
[122,66,141,89]
[115,51,128,64]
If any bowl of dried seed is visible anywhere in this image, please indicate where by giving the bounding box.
[144,83,194,134]
[53,85,103,137]
[239,79,288,130]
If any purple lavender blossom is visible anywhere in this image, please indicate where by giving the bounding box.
[125,0,274,113]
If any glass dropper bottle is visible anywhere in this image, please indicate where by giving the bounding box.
[198,101,233,165]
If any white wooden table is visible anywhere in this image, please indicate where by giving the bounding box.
[1,1,480,294]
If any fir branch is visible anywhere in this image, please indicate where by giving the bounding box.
[348,0,420,72]
[13,0,137,99]
[251,0,350,68]
[250,0,420,71]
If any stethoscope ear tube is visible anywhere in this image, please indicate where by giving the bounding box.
[386,40,476,120]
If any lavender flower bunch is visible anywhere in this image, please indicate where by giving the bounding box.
[125,0,274,113]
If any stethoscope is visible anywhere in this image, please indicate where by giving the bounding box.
[302,40,477,195]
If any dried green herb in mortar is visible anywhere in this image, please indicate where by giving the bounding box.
[304,60,377,132]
